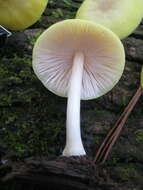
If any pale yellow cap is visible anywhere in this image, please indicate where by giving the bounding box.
[33,19,125,100]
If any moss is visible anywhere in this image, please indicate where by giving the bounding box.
[52,8,64,18]
[119,166,136,181]
[27,31,43,46]
[0,56,67,157]
[93,136,102,144]
[117,165,143,184]
[135,129,143,144]
[109,164,143,187]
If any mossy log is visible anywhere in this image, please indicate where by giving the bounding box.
[3,156,127,190]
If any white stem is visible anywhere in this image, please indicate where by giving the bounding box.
[62,52,86,156]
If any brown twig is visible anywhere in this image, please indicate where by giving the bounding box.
[94,86,142,164]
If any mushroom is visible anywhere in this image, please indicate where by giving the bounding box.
[76,0,143,39]
[32,19,125,156]
[0,0,48,31]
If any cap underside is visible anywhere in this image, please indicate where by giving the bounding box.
[33,19,125,100]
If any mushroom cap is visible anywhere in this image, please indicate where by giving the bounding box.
[76,0,143,39]
[0,0,48,30]
[32,19,125,100]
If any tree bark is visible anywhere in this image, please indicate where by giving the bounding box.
[3,156,126,190]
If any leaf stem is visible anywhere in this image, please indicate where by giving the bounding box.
[94,86,142,164]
